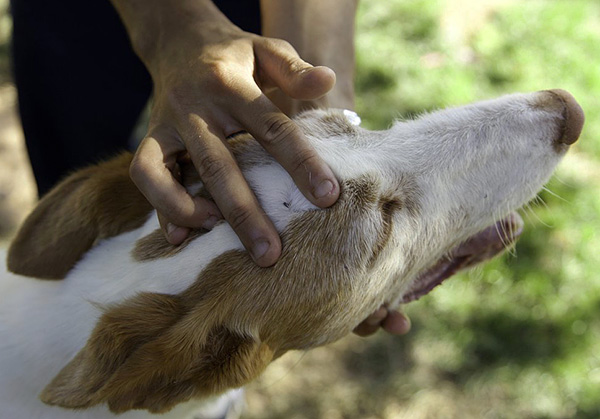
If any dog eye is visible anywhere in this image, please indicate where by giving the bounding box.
[283,202,291,208]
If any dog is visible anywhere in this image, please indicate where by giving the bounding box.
[0,89,584,418]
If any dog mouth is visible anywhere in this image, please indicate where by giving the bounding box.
[401,212,524,303]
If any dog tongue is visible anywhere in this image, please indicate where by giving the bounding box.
[401,212,524,303]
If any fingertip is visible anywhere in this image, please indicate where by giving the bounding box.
[353,324,380,337]
[164,223,190,245]
[201,214,221,230]
[304,159,340,208]
[311,177,340,208]
[294,66,336,100]
[190,195,223,228]
[367,307,388,325]
[249,235,282,267]
[305,65,336,85]
[382,310,412,336]
[255,38,335,100]
[352,306,387,337]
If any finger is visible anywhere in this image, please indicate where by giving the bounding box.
[381,310,412,336]
[353,307,388,337]
[183,116,282,266]
[255,38,336,100]
[157,212,191,245]
[233,92,339,208]
[130,136,222,229]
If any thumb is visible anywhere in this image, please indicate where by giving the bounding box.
[255,38,336,100]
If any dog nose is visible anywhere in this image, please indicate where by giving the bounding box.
[536,89,585,146]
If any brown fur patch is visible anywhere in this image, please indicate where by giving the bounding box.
[7,153,152,279]
[295,109,359,139]
[132,227,211,261]
[319,112,359,137]
[41,177,393,413]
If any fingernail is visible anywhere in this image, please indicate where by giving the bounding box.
[314,179,335,199]
[251,239,271,262]
[165,223,189,245]
[166,223,177,236]
[202,215,220,230]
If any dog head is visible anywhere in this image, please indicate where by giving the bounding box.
[9,90,583,413]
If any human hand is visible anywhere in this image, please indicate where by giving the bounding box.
[353,307,412,337]
[121,2,340,267]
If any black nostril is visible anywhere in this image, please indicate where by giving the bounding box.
[542,89,585,146]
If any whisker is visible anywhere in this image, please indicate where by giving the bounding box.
[530,194,549,212]
[526,200,552,228]
[552,174,574,188]
[541,185,570,204]
[520,202,536,226]
[504,205,518,257]
[493,206,517,257]
[536,194,553,214]
[258,351,309,390]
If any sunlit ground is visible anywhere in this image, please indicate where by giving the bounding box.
[0,0,598,418]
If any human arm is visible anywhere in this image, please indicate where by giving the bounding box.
[110,0,407,335]
[260,0,357,114]
[109,0,341,266]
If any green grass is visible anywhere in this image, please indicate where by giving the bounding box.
[246,0,600,417]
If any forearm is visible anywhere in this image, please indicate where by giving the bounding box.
[260,0,358,110]
[109,0,235,68]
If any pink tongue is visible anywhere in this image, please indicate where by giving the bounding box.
[401,213,524,303]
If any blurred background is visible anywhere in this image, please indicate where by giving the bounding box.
[0,0,598,418]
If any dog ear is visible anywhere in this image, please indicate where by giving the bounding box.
[40,292,274,414]
[7,153,152,279]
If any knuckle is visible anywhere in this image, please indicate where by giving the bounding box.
[280,56,305,77]
[291,148,320,175]
[163,83,193,110]
[206,61,231,81]
[266,37,292,52]
[157,191,199,226]
[160,203,185,225]
[161,92,197,120]
[196,152,232,185]
[260,115,299,148]
[162,68,230,111]
[129,152,152,184]
[265,38,305,73]
[202,61,237,95]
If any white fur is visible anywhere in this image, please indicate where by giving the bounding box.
[0,91,573,417]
